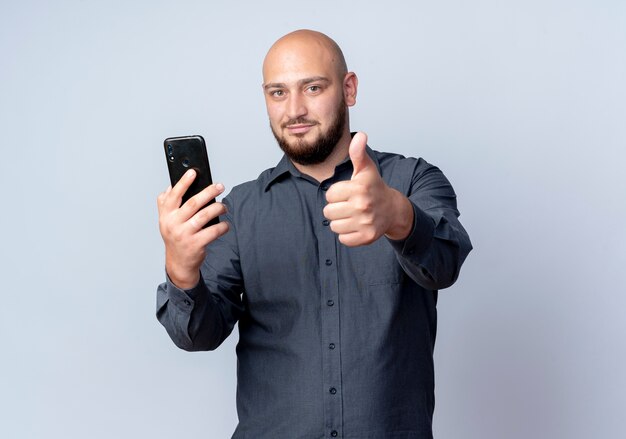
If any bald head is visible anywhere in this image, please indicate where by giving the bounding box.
[263,30,348,83]
[261,30,358,170]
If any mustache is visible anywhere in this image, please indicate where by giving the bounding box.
[281,118,319,129]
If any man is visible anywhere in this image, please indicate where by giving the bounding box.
[157,29,472,438]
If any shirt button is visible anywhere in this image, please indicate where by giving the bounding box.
[327,299,334,307]
[331,431,338,437]
[329,343,335,349]
[325,259,332,266]
[322,219,330,226]
[329,387,337,395]
[183,299,191,306]
[321,184,329,191]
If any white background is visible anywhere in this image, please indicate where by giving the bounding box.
[1,1,624,438]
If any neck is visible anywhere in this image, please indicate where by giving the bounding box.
[291,129,352,182]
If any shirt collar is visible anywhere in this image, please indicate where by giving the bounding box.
[263,154,301,191]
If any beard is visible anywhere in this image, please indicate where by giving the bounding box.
[270,99,346,166]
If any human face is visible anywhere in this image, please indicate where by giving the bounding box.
[263,41,353,165]
[269,89,346,165]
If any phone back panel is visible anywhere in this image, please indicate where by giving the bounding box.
[164,135,218,227]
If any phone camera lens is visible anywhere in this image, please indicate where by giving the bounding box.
[182,158,190,168]
[167,144,173,152]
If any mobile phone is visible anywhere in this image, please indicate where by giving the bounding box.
[164,135,219,227]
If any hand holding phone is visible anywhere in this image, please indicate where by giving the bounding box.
[157,135,229,289]
[164,135,219,227]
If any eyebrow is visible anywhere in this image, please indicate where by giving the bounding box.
[263,76,331,91]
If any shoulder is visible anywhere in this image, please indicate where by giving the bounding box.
[371,149,438,185]
[223,166,278,206]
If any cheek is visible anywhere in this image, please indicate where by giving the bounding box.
[318,108,338,126]
[317,94,343,121]
[266,103,284,126]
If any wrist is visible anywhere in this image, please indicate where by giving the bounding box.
[168,270,200,290]
[165,258,201,290]
[384,189,414,241]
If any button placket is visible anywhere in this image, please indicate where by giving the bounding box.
[317,180,343,438]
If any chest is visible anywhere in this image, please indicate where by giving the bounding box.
[234,180,404,297]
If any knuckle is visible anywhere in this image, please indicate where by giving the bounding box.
[171,233,183,244]
[171,225,185,242]
[362,212,375,226]
[186,196,198,211]
[159,215,175,235]
[355,197,372,213]
[216,202,227,215]
[354,182,367,195]
[195,207,207,221]
[199,207,215,225]
[206,225,223,242]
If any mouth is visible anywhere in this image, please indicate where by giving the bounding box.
[285,123,317,135]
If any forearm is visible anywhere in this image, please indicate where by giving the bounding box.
[385,159,472,290]
[156,192,244,351]
[156,274,238,351]
[388,202,472,290]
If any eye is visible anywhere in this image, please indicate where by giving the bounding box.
[270,89,284,97]
[307,85,321,93]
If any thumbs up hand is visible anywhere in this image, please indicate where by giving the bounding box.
[323,132,414,247]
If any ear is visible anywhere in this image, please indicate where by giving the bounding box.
[343,72,358,107]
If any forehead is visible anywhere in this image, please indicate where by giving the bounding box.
[263,39,339,85]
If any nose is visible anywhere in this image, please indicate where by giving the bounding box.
[286,92,307,121]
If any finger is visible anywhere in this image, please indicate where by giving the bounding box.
[188,201,228,232]
[196,220,230,244]
[329,218,358,235]
[157,186,173,214]
[337,231,364,247]
[163,169,197,210]
[179,183,226,220]
[323,201,353,221]
[325,180,353,203]
[349,132,372,177]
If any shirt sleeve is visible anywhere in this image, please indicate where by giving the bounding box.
[386,159,472,290]
[155,195,245,351]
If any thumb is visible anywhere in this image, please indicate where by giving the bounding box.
[349,132,372,177]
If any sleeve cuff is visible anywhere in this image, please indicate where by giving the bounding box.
[387,202,435,257]
[165,271,208,311]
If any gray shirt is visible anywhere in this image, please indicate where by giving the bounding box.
[156,146,472,439]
